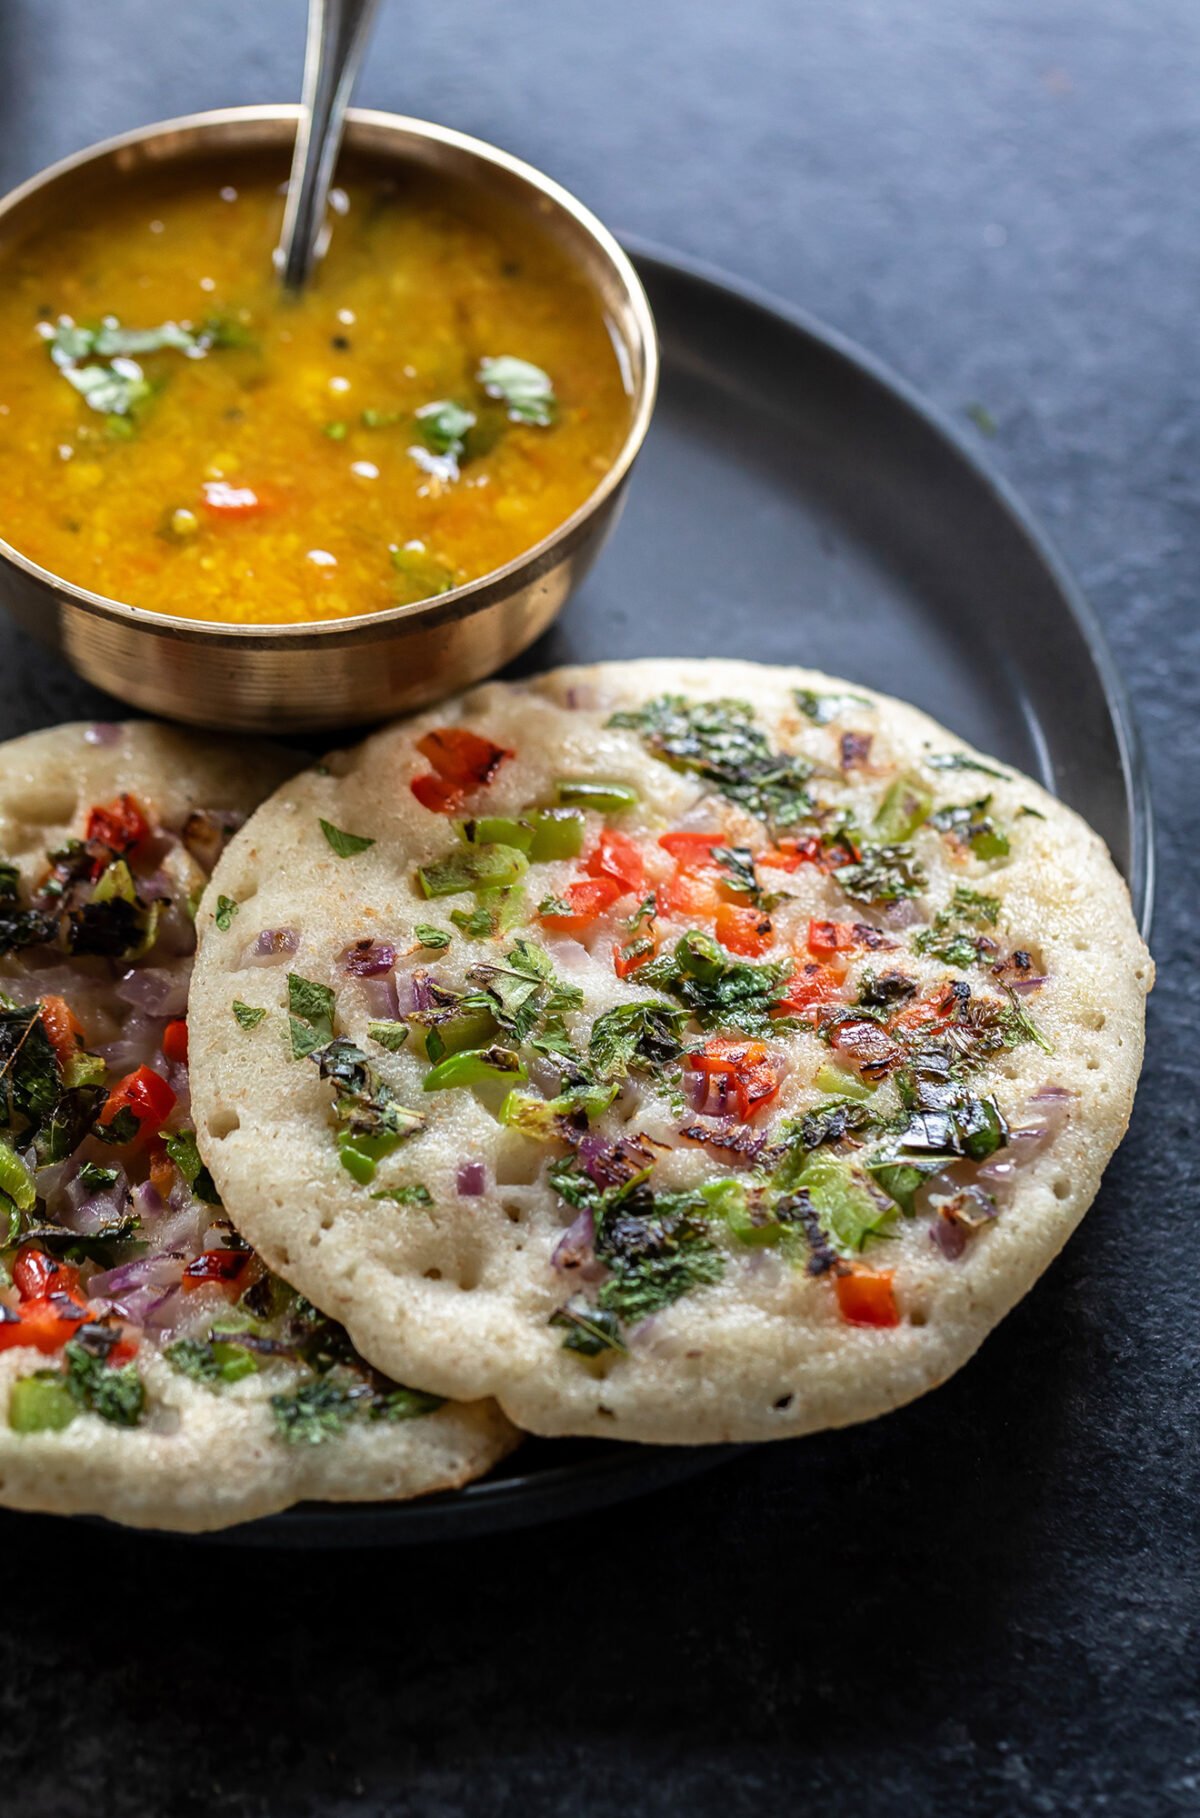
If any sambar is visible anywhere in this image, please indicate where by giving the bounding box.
[0,159,632,624]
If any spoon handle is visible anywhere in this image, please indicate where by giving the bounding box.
[276,0,382,291]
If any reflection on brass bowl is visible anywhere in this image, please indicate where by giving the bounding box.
[0,107,658,733]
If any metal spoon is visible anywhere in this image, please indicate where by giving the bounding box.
[275,0,382,291]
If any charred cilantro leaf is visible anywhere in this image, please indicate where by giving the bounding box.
[793,688,872,725]
[638,930,793,1035]
[794,1098,880,1151]
[23,1217,142,1269]
[312,1038,425,1183]
[608,694,813,832]
[64,859,158,960]
[375,1384,445,1420]
[789,1149,897,1255]
[547,1157,725,1343]
[463,939,582,1048]
[588,1000,688,1081]
[594,1188,725,1326]
[549,1296,626,1356]
[834,844,925,905]
[0,1005,62,1138]
[929,797,1010,860]
[0,865,55,955]
[271,1367,440,1443]
[287,973,336,1058]
[93,1104,139,1146]
[271,1374,365,1443]
[912,885,1002,968]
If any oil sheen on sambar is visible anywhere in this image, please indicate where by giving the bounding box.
[0,161,632,624]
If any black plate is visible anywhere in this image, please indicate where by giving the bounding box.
[8,247,1152,1545]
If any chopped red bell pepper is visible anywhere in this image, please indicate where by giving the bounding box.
[416,727,513,789]
[181,1248,253,1293]
[658,831,723,862]
[2,1249,92,1355]
[38,995,85,1070]
[585,829,646,896]
[99,1065,177,1137]
[807,919,862,960]
[85,793,149,858]
[715,903,774,957]
[659,867,726,918]
[758,835,859,874]
[12,1247,78,1301]
[612,935,658,979]
[773,960,845,1016]
[162,1019,189,1066]
[410,773,466,814]
[539,876,624,932]
[834,1265,900,1328]
[690,1038,781,1120]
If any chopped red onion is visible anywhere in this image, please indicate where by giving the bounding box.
[64,1184,130,1235]
[457,1160,487,1196]
[341,939,396,978]
[527,1053,564,1097]
[132,1180,165,1222]
[930,1216,968,1260]
[551,1208,599,1275]
[88,1252,184,1302]
[116,965,188,1018]
[243,927,299,966]
[84,722,121,746]
[361,974,400,1021]
[137,870,175,903]
[409,971,441,1013]
[1010,974,1048,996]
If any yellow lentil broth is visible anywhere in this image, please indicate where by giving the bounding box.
[0,160,632,624]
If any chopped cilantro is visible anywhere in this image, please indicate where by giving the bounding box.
[549,1296,627,1356]
[608,694,813,832]
[638,930,793,1035]
[370,1183,433,1206]
[929,798,1010,860]
[287,973,335,1058]
[214,894,239,931]
[312,1038,424,1181]
[793,688,872,724]
[367,1021,409,1053]
[588,1000,688,1080]
[477,355,557,426]
[162,1128,221,1205]
[78,1161,119,1191]
[463,939,582,1048]
[926,752,1009,781]
[834,844,926,905]
[416,398,476,461]
[64,1331,145,1427]
[414,924,451,950]
[319,819,376,858]
[232,1001,266,1029]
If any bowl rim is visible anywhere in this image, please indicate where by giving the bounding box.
[0,104,659,645]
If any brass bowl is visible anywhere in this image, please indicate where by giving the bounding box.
[0,107,658,733]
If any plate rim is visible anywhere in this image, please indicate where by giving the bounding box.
[50,241,1157,1544]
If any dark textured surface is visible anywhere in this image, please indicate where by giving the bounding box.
[0,3,1196,1813]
